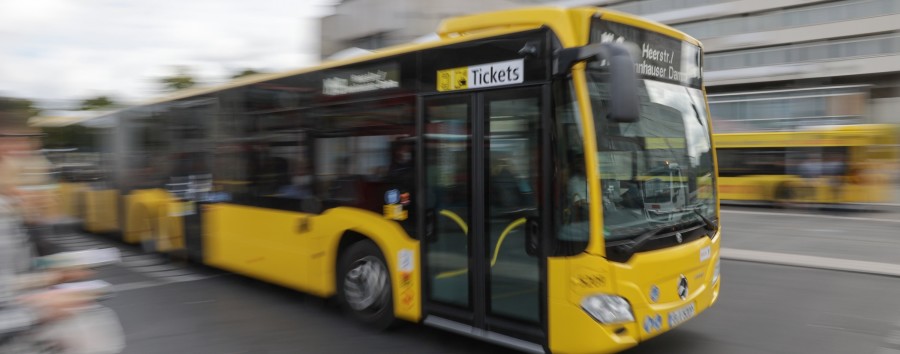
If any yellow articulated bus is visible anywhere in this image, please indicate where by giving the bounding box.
[716,124,899,205]
[47,6,721,353]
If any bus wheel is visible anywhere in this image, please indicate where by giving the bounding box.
[774,182,794,207]
[337,240,395,329]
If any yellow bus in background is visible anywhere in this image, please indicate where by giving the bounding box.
[716,124,899,205]
[37,6,721,353]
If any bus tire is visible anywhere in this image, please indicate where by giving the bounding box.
[337,240,395,330]
[774,182,793,206]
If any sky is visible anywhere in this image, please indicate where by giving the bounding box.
[0,0,338,108]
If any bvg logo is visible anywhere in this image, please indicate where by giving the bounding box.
[437,59,524,92]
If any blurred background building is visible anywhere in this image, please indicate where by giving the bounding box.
[320,0,900,132]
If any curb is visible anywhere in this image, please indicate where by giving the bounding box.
[721,248,900,278]
[722,200,900,213]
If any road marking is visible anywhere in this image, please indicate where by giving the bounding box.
[129,264,185,273]
[110,274,224,293]
[56,242,103,250]
[46,233,217,283]
[145,269,197,278]
[122,256,168,267]
[721,209,900,224]
[184,299,216,305]
[166,274,212,282]
[46,236,86,242]
[876,326,900,354]
[111,281,167,292]
[722,248,900,277]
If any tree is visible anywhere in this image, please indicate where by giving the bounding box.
[231,68,263,80]
[159,66,197,91]
[0,96,39,117]
[0,97,39,130]
[79,96,115,111]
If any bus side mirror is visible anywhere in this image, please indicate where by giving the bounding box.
[606,47,640,123]
[554,43,640,123]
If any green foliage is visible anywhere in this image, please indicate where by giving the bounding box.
[231,69,262,80]
[159,66,197,91]
[0,96,39,130]
[80,96,115,111]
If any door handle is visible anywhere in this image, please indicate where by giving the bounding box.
[298,217,310,233]
[425,208,436,242]
[525,216,539,257]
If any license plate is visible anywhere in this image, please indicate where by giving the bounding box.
[667,302,695,328]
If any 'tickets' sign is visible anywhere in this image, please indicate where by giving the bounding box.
[437,59,525,92]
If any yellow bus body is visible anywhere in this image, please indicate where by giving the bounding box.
[716,124,898,204]
[203,204,422,321]
[73,6,719,353]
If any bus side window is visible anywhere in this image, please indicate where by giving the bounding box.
[312,99,415,217]
[551,81,590,255]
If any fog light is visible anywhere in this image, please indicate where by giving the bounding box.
[581,294,634,324]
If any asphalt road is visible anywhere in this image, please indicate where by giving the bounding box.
[43,206,900,354]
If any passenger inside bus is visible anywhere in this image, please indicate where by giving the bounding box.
[489,153,532,214]
[325,155,361,207]
[277,159,312,200]
[567,151,588,222]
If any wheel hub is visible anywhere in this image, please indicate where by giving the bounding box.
[344,255,388,311]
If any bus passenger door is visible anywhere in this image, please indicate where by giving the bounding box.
[423,86,545,347]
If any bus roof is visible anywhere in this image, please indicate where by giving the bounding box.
[32,6,702,128]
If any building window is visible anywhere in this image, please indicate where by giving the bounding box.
[348,32,390,51]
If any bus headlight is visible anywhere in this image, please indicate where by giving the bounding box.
[712,258,720,285]
[581,294,634,324]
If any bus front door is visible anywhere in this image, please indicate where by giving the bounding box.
[423,86,546,349]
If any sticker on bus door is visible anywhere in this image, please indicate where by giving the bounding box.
[383,189,408,220]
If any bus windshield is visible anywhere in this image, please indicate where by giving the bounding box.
[587,73,717,241]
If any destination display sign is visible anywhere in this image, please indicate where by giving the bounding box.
[322,62,401,96]
[591,19,702,89]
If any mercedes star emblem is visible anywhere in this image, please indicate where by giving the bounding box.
[675,232,683,243]
[677,275,688,300]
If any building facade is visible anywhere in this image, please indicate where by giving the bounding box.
[319,0,553,60]
[320,0,900,130]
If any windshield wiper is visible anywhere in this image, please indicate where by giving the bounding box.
[690,101,705,127]
[615,226,666,258]
[648,205,718,232]
[615,220,703,258]
[693,209,718,232]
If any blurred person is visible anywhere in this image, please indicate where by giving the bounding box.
[0,100,62,254]
[0,127,92,353]
[489,153,531,212]
[567,152,588,221]
[387,142,413,179]
[567,152,587,207]
[277,159,313,199]
[798,154,822,180]
[794,154,823,202]
[6,134,63,256]
[822,152,846,202]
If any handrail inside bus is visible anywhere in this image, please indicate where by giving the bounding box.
[434,210,527,280]
[439,209,468,235]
